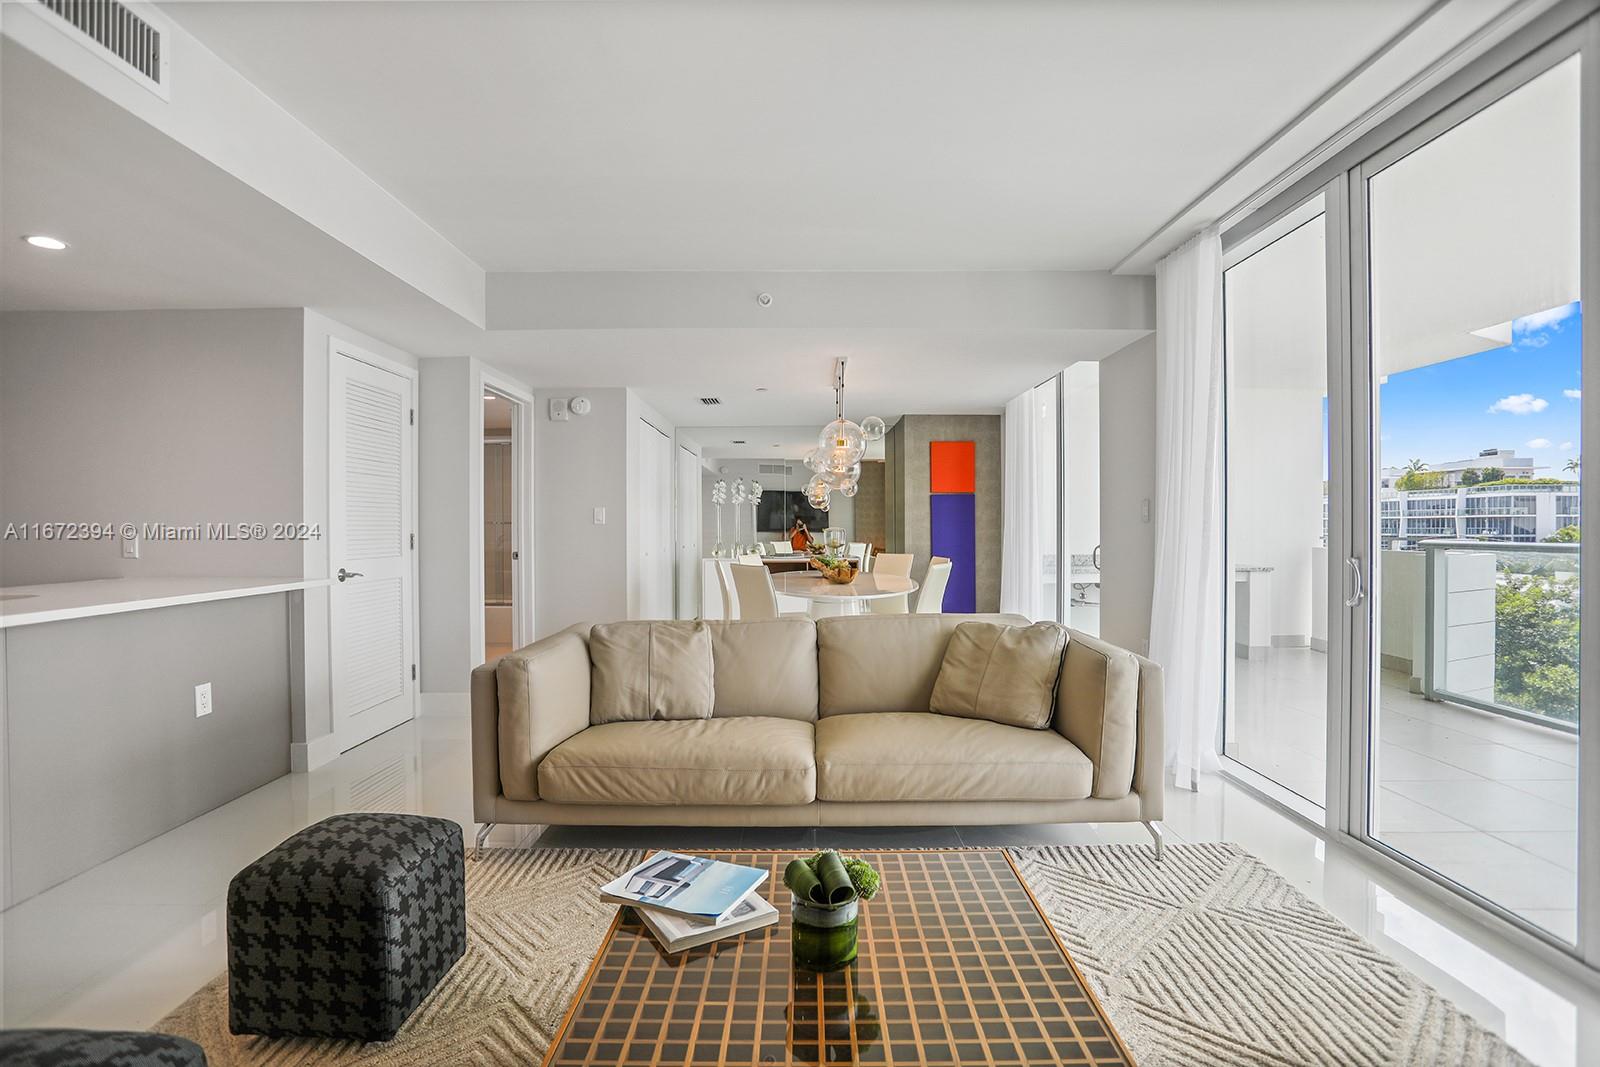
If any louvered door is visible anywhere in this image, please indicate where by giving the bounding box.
[329,351,416,750]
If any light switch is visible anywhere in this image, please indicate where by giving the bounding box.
[593,507,606,525]
[1141,498,1151,523]
[122,528,140,558]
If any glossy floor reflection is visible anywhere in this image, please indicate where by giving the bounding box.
[2,712,1595,1066]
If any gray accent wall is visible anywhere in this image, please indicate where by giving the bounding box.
[3,595,292,904]
[0,309,306,586]
[882,414,1003,612]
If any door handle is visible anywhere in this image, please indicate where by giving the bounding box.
[337,568,364,582]
[1344,557,1365,607]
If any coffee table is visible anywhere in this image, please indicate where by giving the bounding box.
[543,850,1134,1066]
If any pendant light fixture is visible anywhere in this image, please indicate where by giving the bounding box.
[803,358,885,508]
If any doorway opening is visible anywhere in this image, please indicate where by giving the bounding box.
[483,389,517,660]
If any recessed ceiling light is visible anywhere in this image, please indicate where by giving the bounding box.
[755,387,769,392]
[23,235,67,251]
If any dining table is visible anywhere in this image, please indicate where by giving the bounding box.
[770,570,919,616]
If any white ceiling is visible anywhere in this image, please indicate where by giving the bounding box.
[164,0,1434,272]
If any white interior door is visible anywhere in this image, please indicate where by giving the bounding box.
[330,351,416,751]
[676,445,701,619]
[636,419,673,619]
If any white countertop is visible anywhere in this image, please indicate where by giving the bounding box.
[0,577,331,629]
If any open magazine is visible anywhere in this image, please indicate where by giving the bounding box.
[599,851,769,924]
[636,891,778,953]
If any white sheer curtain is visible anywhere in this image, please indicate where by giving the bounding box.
[1000,389,1045,619]
[1150,228,1224,790]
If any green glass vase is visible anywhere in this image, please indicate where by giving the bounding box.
[790,896,858,970]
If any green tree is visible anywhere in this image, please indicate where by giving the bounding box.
[1544,525,1581,543]
[1459,469,1481,486]
[1396,470,1446,491]
[1565,457,1581,476]
[1494,574,1580,723]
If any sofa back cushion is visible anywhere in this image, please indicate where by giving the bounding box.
[706,619,819,721]
[929,621,1067,729]
[589,621,714,724]
[815,613,1032,716]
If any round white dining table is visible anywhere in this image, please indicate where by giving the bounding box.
[770,571,919,616]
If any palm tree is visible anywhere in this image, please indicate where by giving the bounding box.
[1564,457,1581,476]
[1404,458,1428,474]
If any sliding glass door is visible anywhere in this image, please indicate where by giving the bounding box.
[1357,50,1583,944]
[1223,201,1332,807]
[1218,10,1596,964]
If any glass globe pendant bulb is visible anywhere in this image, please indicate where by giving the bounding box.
[803,448,826,473]
[842,480,859,498]
[818,418,866,471]
[860,415,887,442]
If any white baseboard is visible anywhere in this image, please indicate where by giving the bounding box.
[291,732,342,773]
[421,692,470,717]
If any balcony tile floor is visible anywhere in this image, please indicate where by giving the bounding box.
[1232,646,1580,940]
[2,708,1596,1066]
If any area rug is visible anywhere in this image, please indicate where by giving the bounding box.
[157,844,1530,1066]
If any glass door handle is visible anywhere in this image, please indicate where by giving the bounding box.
[1344,557,1365,607]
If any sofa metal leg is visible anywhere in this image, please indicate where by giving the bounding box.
[473,822,494,860]
[1142,820,1165,862]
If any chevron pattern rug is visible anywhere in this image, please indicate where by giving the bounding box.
[156,844,1530,1066]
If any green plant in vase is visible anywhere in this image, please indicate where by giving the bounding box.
[783,850,882,970]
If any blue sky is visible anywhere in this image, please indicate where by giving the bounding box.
[1379,301,1582,474]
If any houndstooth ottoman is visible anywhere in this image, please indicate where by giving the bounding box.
[226,813,466,1042]
[0,1029,206,1066]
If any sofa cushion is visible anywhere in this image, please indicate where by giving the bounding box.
[589,621,714,724]
[1056,629,1143,799]
[815,613,1032,716]
[707,619,818,720]
[538,718,816,806]
[930,621,1066,729]
[815,712,1092,802]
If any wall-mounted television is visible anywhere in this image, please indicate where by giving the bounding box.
[757,490,830,532]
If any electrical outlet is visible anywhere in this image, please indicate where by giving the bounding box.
[194,682,213,718]
[593,506,606,525]
[1141,498,1151,523]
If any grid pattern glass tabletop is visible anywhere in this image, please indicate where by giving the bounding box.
[544,849,1134,1067]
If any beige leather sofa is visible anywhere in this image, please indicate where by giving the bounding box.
[470,614,1165,854]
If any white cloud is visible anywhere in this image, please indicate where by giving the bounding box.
[1526,438,1552,449]
[1565,388,1582,400]
[1488,393,1549,415]
[1561,441,1575,451]
[1519,303,1578,332]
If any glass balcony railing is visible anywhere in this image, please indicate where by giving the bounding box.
[1418,539,1579,733]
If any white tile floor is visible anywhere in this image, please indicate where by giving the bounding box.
[3,711,1597,1066]
[1232,646,1581,940]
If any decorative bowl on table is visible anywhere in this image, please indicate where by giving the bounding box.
[808,556,858,584]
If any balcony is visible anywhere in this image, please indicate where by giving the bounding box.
[1228,539,1580,940]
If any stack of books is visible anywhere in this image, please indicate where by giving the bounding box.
[599,851,778,953]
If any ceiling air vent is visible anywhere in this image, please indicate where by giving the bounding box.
[699,397,721,406]
[36,0,169,97]
[758,463,793,476]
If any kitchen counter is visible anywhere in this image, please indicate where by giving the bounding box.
[0,576,331,629]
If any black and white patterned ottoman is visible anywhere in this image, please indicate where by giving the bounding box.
[226,813,466,1042]
[0,1029,206,1066]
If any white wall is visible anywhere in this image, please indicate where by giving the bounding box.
[534,387,630,637]
[1098,335,1157,655]
[0,309,305,585]
[1064,362,1101,560]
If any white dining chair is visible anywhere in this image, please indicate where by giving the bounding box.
[848,541,869,571]
[715,560,737,619]
[730,562,807,620]
[914,557,953,613]
[737,552,763,565]
[868,553,914,614]
[770,541,793,555]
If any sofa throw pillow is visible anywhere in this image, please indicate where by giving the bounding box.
[589,621,715,724]
[929,621,1067,729]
